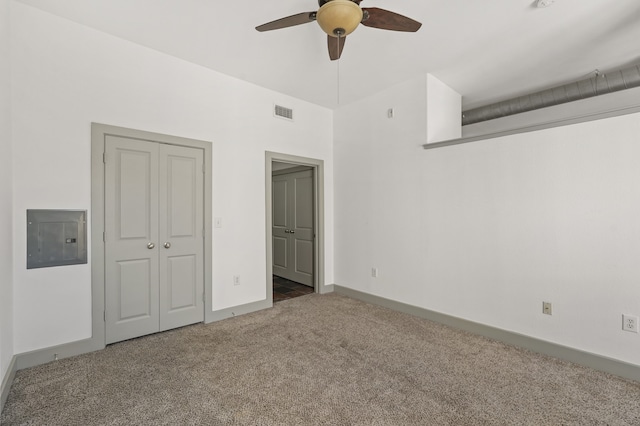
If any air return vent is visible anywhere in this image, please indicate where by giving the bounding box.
[274,104,294,121]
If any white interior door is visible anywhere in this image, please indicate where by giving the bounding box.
[272,169,314,287]
[159,144,204,331]
[105,136,204,344]
[105,137,160,344]
[272,174,289,280]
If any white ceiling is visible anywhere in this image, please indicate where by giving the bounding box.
[16,0,640,110]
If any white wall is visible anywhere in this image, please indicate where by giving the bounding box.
[335,77,640,366]
[11,2,334,354]
[0,0,14,384]
[334,75,428,304]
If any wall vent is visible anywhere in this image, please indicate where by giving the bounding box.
[274,104,294,121]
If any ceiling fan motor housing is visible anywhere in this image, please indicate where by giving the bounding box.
[316,0,363,37]
[318,0,360,6]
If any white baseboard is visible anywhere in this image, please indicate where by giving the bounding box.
[334,285,640,382]
[319,284,334,294]
[206,298,272,323]
[16,337,103,371]
[1,355,17,415]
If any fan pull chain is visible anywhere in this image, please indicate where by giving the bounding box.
[337,34,341,105]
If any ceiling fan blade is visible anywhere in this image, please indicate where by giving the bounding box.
[361,8,422,32]
[328,35,346,61]
[255,11,317,32]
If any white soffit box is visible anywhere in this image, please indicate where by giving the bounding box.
[422,86,640,149]
[426,74,462,144]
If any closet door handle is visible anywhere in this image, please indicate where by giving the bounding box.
[164,242,171,249]
[290,230,295,234]
[147,242,155,249]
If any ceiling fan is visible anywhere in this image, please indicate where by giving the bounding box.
[255,0,422,61]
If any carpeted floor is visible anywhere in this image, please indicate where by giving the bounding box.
[2,293,640,425]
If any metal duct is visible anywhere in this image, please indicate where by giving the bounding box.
[462,64,640,126]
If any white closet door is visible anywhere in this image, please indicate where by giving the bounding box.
[105,136,160,344]
[105,137,204,344]
[158,144,204,331]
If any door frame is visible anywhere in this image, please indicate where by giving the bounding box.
[265,152,329,303]
[91,123,213,348]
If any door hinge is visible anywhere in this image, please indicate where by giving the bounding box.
[202,228,205,238]
[202,162,205,174]
[103,231,106,243]
[103,152,107,164]
[103,311,106,322]
[202,293,205,303]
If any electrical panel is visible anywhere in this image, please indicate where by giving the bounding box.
[27,210,87,269]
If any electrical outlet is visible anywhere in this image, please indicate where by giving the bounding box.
[622,314,639,333]
[371,268,378,278]
[233,275,240,286]
[542,302,552,315]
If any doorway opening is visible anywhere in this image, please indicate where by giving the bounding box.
[272,276,315,302]
[265,152,327,305]
[272,162,314,302]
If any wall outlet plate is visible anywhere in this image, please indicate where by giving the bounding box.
[542,302,552,315]
[622,314,639,333]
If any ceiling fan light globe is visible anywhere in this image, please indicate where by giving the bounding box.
[316,0,363,37]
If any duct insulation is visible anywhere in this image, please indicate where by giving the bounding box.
[462,64,640,126]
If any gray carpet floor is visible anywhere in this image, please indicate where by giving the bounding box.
[2,292,640,425]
